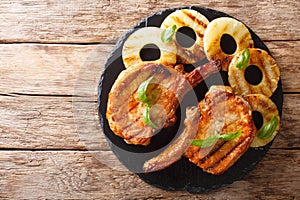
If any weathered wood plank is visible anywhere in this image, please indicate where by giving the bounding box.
[0,149,298,199]
[0,44,111,95]
[0,0,299,43]
[0,41,299,96]
[271,94,299,149]
[0,1,298,199]
[0,94,298,150]
[267,41,300,93]
[0,95,92,150]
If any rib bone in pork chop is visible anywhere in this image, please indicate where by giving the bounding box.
[106,61,220,146]
[143,106,200,173]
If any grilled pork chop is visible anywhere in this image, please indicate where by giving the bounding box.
[185,86,256,174]
[143,106,200,173]
[106,61,220,146]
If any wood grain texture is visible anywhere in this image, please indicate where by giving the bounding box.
[0,42,299,95]
[0,0,299,43]
[0,0,299,198]
[0,150,298,199]
[0,42,298,149]
[0,44,112,95]
[0,94,298,150]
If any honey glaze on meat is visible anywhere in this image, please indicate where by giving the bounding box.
[106,61,220,146]
[185,86,256,175]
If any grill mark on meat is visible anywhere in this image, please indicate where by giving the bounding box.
[203,136,245,171]
[203,116,256,174]
[197,117,245,166]
[125,79,180,140]
[125,128,152,144]
[122,122,136,135]
[123,123,144,140]
[107,62,221,146]
[184,86,256,174]
[197,141,226,164]
[212,91,232,104]
[205,136,253,174]
[128,97,139,112]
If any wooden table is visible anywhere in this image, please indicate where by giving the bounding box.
[0,0,299,199]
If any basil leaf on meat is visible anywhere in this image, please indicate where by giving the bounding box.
[138,76,153,104]
[143,105,158,129]
[191,130,242,148]
[219,130,243,141]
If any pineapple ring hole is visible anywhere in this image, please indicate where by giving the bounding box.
[220,34,237,55]
[252,111,264,130]
[245,65,263,85]
[140,44,161,61]
[176,26,197,48]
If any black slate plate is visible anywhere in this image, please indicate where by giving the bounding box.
[98,6,283,193]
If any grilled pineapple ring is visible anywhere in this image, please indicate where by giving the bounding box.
[161,9,209,64]
[228,48,280,97]
[203,17,254,71]
[122,27,177,68]
[243,94,280,147]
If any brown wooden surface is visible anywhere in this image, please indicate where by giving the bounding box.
[0,150,299,199]
[0,0,299,199]
[0,0,299,43]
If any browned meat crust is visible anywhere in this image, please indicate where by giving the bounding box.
[184,86,256,174]
[106,61,220,146]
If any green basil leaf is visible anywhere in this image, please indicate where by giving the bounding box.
[143,105,158,129]
[219,130,243,141]
[257,116,278,140]
[137,76,153,104]
[190,135,218,148]
[236,48,250,70]
[190,139,204,147]
[201,135,219,148]
[191,130,243,148]
[161,25,177,43]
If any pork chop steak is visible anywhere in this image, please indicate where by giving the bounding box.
[106,61,220,146]
[185,86,256,174]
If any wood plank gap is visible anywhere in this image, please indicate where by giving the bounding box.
[0,93,16,97]
[0,148,106,152]
[282,92,300,94]
[9,92,98,102]
[263,39,300,42]
[6,93,100,101]
[0,41,116,45]
[10,92,82,98]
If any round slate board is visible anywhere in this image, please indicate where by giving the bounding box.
[98,6,283,193]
